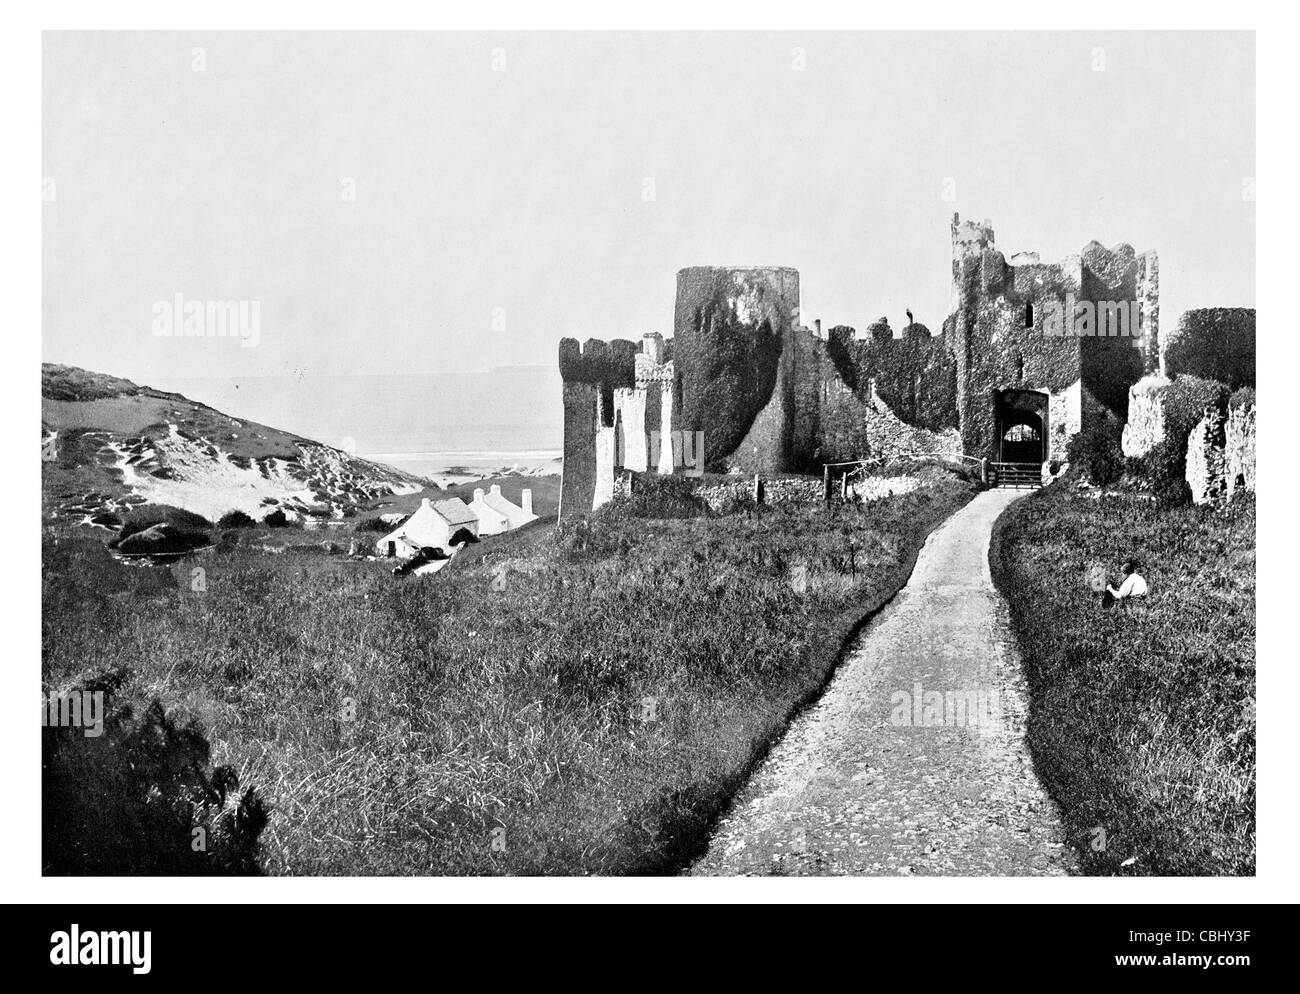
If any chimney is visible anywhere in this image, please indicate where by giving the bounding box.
[421,497,431,510]
[814,318,822,337]
[522,489,533,516]
[641,332,665,364]
[473,488,485,502]
[490,484,502,496]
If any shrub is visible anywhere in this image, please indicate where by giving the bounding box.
[1165,308,1255,390]
[43,670,269,874]
[108,505,213,555]
[353,516,393,532]
[1229,386,1256,410]
[1141,439,1191,504]
[218,509,256,529]
[263,509,290,528]
[1066,421,1124,487]
[618,474,711,519]
[1136,375,1230,505]
[116,505,213,542]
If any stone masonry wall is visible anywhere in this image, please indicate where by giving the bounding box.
[1185,406,1228,506]
[1121,374,1172,458]
[861,381,961,459]
[559,379,598,519]
[1225,401,1257,500]
[692,476,824,512]
[947,213,1148,462]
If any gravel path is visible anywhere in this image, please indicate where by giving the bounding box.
[691,489,1076,876]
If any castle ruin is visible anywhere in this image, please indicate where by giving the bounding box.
[558,214,1160,517]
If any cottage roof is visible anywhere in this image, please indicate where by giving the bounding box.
[432,497,477,526]
[479,485,538,528]
[375,496,476,553]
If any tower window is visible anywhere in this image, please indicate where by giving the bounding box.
[599,384,614,427]
[1024,302,1035,328]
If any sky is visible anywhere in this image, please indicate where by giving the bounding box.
[43,31,1255,390]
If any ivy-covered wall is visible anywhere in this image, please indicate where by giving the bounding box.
[672,267,797,467]
[848,322,958,433]
[946,214,1149,462]
[560,217,1161,508]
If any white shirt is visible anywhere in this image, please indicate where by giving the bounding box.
[1109,572,1148,599]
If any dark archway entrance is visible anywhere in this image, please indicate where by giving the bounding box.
[994,389,1049,464]
[1001,422,1042,463]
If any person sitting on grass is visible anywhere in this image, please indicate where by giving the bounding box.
[1103,559,1148,608]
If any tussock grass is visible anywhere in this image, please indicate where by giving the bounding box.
[990,487,1255,875]
[44,471,974,875]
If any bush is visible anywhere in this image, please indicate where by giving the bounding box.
[617,474,711,519]
[218,510,256,529]
[43,670,269,874]
[1165,309,1255,390]
[116,505,213,542]
[263,509,290,528]
[1066,421,1124,487]
[1136,376,1230,505]
[108,505,213,555]
[1141,439,1191,504]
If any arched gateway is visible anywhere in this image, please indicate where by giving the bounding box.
[994,389,1048,464]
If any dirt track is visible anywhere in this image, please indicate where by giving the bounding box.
[691,489,1076,876]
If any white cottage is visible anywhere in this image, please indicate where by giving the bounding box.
[375,497,479,558]
[470,485,538,535]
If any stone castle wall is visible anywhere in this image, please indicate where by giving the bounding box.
[1186,406,1228,506]
[558,217,1187,516]
[948,213,1149,462]
[1121,374,1173,458]
[1225,399,1257,500]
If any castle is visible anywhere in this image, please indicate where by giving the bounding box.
[558,214,1161,518]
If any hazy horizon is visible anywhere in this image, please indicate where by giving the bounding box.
[43,31,1255,447]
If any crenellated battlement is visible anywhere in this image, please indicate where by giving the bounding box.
[558,337,637,388]
[558,216,1172,514]
[558,332,686,517]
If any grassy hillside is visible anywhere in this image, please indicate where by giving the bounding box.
[990,485,1255,875]
[43,468,975,875]
[42,363,429,527]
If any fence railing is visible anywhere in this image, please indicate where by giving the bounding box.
[822,450,994,499]
[988,462,1042,489]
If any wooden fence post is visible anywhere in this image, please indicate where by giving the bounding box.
[823,464,831,503]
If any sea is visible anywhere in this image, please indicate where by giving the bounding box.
[162,367,564,478]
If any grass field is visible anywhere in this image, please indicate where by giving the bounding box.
[43,468,975,875]
[990,485,1255,875]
